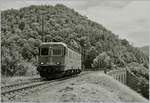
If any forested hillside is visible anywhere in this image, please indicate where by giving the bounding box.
[140,46,149,56]
[1,4,149,98]
[1,4,148,79]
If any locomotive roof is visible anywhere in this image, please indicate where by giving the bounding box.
[40,42,67,47]
[40,42,81,54]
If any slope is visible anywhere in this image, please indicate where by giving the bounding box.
[140,46,149,56]
[21,72,148,102]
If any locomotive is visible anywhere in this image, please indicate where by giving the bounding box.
[37,42,82,79]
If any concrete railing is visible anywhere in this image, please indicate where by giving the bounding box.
[107,68,140,92]
[107,69,127,84]
[126,69,140,92]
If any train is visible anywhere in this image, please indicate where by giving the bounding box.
[37,42,82,79]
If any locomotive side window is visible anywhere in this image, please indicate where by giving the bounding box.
[52,48,61,56]
[41,48,49,55]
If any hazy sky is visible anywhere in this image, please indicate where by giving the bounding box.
[0,0,149,47]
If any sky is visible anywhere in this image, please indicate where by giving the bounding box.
[0,0,149,47]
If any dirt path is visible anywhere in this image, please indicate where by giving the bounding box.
[19,72,148,102]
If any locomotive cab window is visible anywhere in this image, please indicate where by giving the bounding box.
[52,48,62,56]
[41,48,49,55]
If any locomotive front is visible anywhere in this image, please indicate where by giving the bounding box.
[37,42,66,78]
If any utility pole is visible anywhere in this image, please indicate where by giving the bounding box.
[42,15,44,42]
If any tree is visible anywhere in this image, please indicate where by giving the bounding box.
[1,4,148,85]
[121,39,129,46]
[19,21,25,30]
[45,35,52,42]
[52,35,64,42]
[84,46,98,68]
[1,47,23,76]
[93,52,112,70]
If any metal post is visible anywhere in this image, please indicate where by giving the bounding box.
[42,15,44,42]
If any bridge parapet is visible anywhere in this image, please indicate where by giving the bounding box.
[126,69,140,92]
[83,68,142,94]
[107,69,127,84]
[107,68,140,93]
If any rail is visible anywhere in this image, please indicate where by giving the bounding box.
[1,71,90,101]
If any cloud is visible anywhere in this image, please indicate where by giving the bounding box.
[0,0,28,10]
[81,0,149,47]
[70,0,131,10]
[126,31,149,47]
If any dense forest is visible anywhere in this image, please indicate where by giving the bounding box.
[140,46,149,56]
[1,4,149,98]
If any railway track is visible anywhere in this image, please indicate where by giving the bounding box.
[1,77,42,92]
[1,71,90,101]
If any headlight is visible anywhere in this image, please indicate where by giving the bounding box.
[56,62,60,64]
[41,62,43,64]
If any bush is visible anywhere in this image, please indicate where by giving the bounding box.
[127,62,149,80]
[127,62,149,99]
[93,52,112,70]
[15,61,37,76]
[137,77,149,99]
